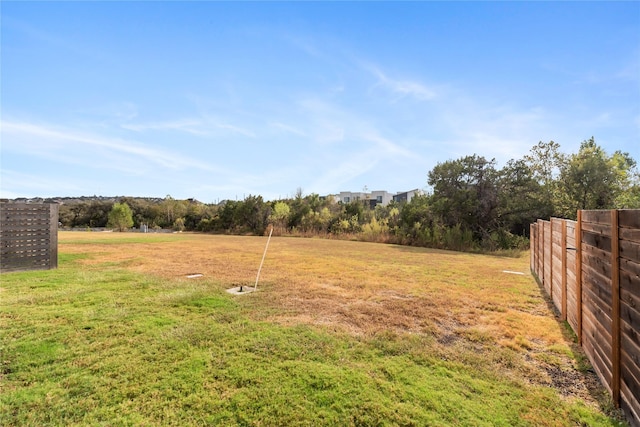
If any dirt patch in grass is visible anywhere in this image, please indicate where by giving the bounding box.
[59,232,615,417]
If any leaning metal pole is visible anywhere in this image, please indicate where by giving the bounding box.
[253,226,273,290]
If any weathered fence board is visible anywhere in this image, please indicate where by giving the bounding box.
[620,210,640,229]
[582,221,611,236]
[0,203,58,273]
[544,220,552,295]
[582,210,612,224]
[551,218,564,317]
[583,231,612,253]
[621,228,640,243]
[621,239,640,261]
[531,209,640,427]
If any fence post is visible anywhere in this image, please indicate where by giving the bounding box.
[611,209,621,407]
[539,222,545,289]
[561,219,567,321]
[576,210,583,345]
[536,222,540,278]
[533,221,537,277]
[535,222,539,278]
[540,220,543,280]
[530,223,534,272]
[549,219,553,300]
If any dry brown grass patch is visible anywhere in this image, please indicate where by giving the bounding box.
[59,231,609,410]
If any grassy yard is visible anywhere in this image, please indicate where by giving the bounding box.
[0,232,626,426]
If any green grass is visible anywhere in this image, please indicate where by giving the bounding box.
[0,240,625,426]
[59,232,177,245]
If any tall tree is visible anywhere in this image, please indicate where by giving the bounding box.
[287,192,311,229]
[107,202,134,232]
[523,140,565,218]
[428,155,499,239]
[611,150,640,208]
[496,159,543,236]
[233,195,270,235]
[558,138,622,216]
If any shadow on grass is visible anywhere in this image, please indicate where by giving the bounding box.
[529,271,628,426]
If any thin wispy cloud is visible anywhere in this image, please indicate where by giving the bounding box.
[269,122,307,137]
[120,119,206,135]
[120,116,257,138]
[213,122,256,138]
[365,64,437,101]
[1,120,219,173]
[361,131,415,159]
[2,16,108,62]
[432,101,550,161]
[0,170,82,198]
[309,155,379,194]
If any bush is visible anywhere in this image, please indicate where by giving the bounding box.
[359,217,391,243]
[485,230,529,251]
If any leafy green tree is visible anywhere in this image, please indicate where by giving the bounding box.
[496,159,543,236]
[183,202,208,230]
[342,200,365,223]
[300,207,333,233]
[85,201,111,228]
[107,202,134,232]
[233,195,270,234]
[523,141,565,218]
[216,200,238,231]
[287,192,311,229]
[173,217,186,232]
[306,193,323,213]
[57,204,75,227]
[118,197,146,228]
[557,138,636,216]
[611,150,640,208]
[269,201,291,233]
[394,194,434,246]
[428,155,498,239]
[374,202,401,231]
[397,194,432,235]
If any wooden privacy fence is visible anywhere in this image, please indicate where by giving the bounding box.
[0,202,59,273]
[530,210,639,427]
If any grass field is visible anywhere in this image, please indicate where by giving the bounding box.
[0,232,627,426]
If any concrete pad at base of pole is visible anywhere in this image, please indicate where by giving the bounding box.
[226,286,257,295]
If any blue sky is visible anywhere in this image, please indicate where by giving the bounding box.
[2,2,639,202]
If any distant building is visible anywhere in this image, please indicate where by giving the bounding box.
[338,191,368,204]
[331,190,416,207]
[370,190,394,206]
[392,189,422,204]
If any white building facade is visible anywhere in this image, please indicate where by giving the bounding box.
[333,190,415,207]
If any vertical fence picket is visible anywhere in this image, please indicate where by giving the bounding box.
[541,219,545,290]
[549,219,553,301]
[576,210,583,345]
[611,209,621,406]
[531,223,535,272]
[562,219,567,321]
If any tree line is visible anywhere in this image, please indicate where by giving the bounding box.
[59,138,639,252]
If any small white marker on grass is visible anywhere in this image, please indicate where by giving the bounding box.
[502,270,525,275]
